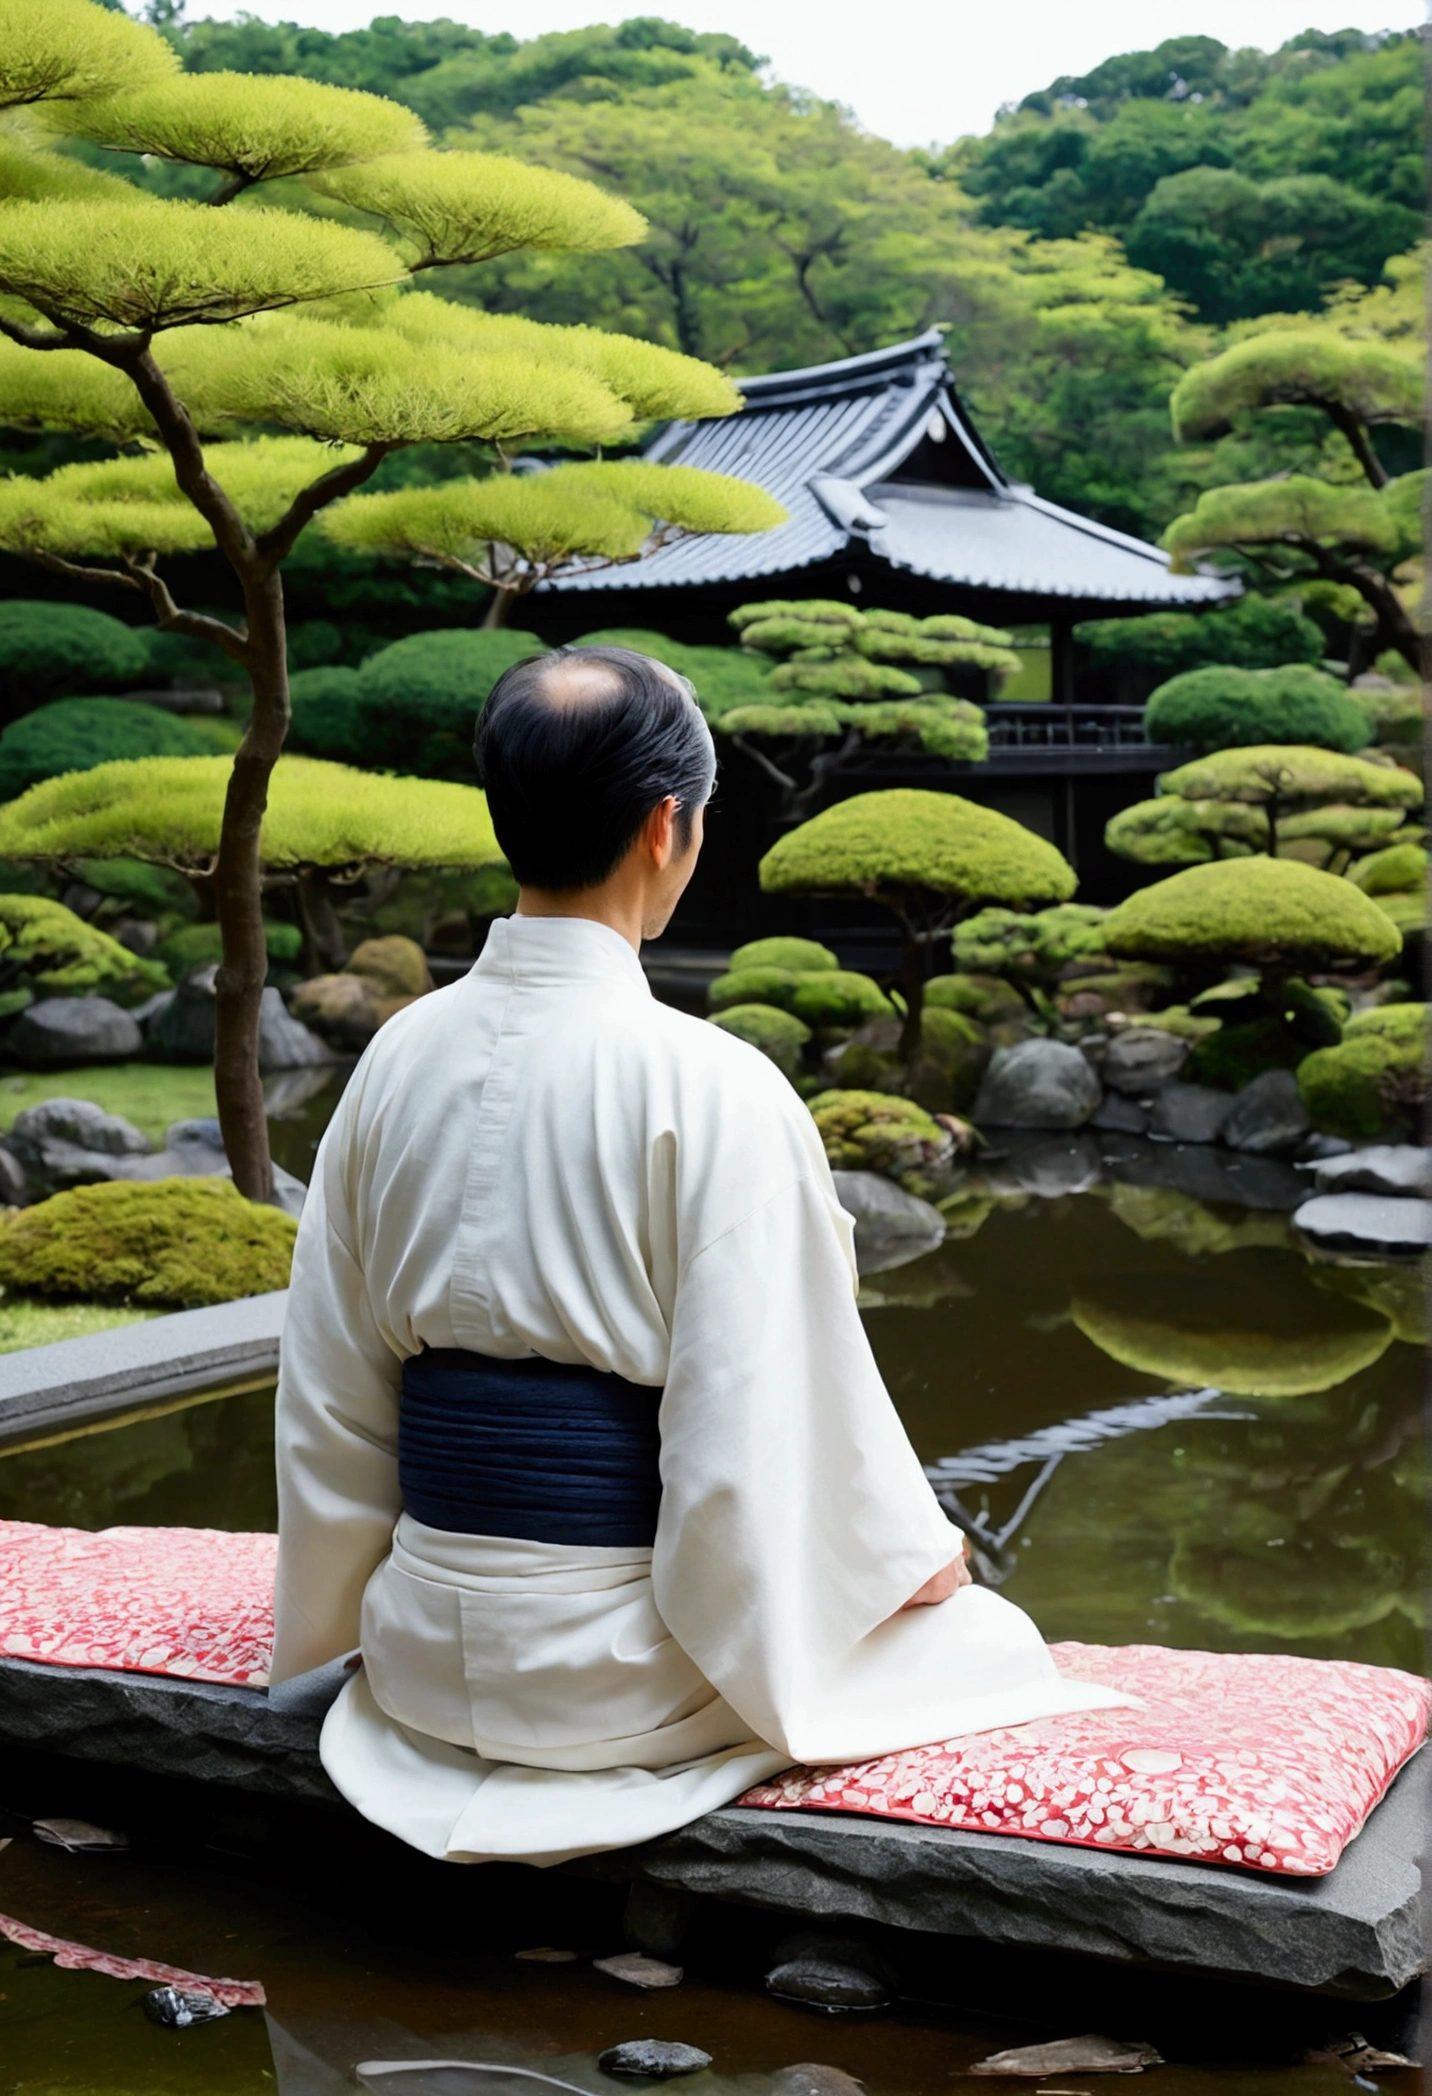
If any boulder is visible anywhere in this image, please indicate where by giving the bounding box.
[1221,1070,1311,1155]
[1293,1192,1432,1257]
[831,1170,945,1276]
[1147,1082,1232,1146]
[972,1039,1101,1131]
[1313,1145,1432,1199]
[289,972,390,1052]
[1101,1027,1189,1096]
[5,997,142,1068]
[153,968,335,1070]
[347,934,433,1000]
[115,1116,308,1218]
[1091,1093,1149,1136]
[7,1097,151,1194]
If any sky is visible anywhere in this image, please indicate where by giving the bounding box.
[175,0,1420,146]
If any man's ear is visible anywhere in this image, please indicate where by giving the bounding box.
[646,796,679,871]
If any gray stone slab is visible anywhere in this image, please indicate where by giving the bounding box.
[1293,1193,1432,1258]
[579,1767,1429,2001]
[1313,1145,1432,1199]
[0,1645,1420,2000]
[0,1289,287,1448]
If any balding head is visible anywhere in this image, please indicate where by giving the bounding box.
[475,644,716,890]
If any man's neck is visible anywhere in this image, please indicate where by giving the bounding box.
[516,886,645,952]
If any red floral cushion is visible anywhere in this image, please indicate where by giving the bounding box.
[740,1641,1430,1877]
[0,1520,277,1688]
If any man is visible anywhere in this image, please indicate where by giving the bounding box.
[271,645,1122,1867]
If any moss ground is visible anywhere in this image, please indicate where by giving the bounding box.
[0,1064,217,1145]
[0,1295,157,1353]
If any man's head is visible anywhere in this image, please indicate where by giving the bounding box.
[475,645,716,938]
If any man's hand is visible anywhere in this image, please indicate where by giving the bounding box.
[900,1542,972,1610]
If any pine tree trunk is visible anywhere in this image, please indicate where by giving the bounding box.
[214,572,288,1204]
[897,927,925,1064]
[295,869,348,975]
[481,585,513,630]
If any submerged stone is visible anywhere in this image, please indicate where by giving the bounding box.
[765,1955,893,2012]
[597,2040,712,2078]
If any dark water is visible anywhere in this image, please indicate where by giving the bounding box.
[0,1072,1423,2091]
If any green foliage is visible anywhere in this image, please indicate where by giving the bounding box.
[1109,742,1424,870]
[0,601,148,710]
[1160,744,1423,815]
[788,971,895,1029]
[0,196,400,333]
[0,891,166,1002]
[831,1006,988,1115]
[951,903,1108,982]
[0,698,214,801]
[155,919,298,980]
[707,1001,810,1081]
[1077,596,1325,677]
[286,665,365,765]
[572,630,773,722]
[1352,682,1424,751]
[0,0,176,112]
[0,1062,217,1144]
[1144,665,1373,755]
[0,754,504,875]
[1185,978,1343,1090]
[1344,842,1426,897]
[75,855,198,921]
[924,972,1029,1024]
[761,790,1077,912]
[1103,856,1402,972]
[1165,476,1407,567]
[311,148,645,270]
[1298,1006,1426,1141]
[0,1177,295,1308]
[63,70,428,189]
[728,936,836,974]
[1171,330,1422,443]
[707,965,802,1014]
[346,628,542,779]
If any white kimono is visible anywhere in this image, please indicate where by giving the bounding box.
[272,914,1125,1866]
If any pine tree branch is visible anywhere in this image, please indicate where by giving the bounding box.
[0,313,72,352]
[21,548,152,595]
[120,555,252,666]
[256,442,394,566]
[1313,397,1389,491]
[104,342,257,574]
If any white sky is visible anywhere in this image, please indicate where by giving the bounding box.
[174,0,1421,147]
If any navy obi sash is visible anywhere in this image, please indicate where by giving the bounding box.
[398,1347,662,1547]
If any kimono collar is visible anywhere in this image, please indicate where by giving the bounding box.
[473,913,653,996]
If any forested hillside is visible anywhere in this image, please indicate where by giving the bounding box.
[68,10,1426,554]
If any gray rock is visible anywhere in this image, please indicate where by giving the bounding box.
[153,969,335,1070]
[832,1170,945,1275]
[1296,1133,1354,1163]
[114,1116,308,1217]
[623,1880,697,1960]
[5,996,142,1068]
[8,1096,152,1193]
[0,1143,26,1206]
[1221,1070,1311,1155]
[1313,1145,1432,1199]
[598,2041,712,2079]
[975,1131,1103,1199]
[1101,1027,1189,1095]
[1090,1092,1149,1135]
[1147,1082,1232,1146]
[766,1956,893,2012]
[132,987,175,1035]
[973,1039,1101,1131]
[1293,1192,1432,1257]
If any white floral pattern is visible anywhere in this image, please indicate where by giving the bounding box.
[740,1641,1430,1877]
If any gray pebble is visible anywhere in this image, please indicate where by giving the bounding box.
[599,2039,712,2079]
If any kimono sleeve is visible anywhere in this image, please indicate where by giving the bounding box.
[270,1135,403,1685]
[651,1169,964,1761]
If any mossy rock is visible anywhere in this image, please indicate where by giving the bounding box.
[787,969,894,1029]
[1072,1259,1392,1398]
[347,935,432,999]
[925,972,1026,1024]
[708,1003,811,1080]
[707,964,803,1014]
[759,789,1076,907]
[728,936,837,974]
[1103,856,1402,972]
[1053,963,1175,1021]
[1297,1005,1426,1141]
[807,1088,952,1182]
[0,1178,296,1309]
[0,892,168,1005]
[830,1008,988,1114]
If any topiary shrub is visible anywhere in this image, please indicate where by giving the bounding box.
[1078,596,1325,679]
[787,970,894,1029]
[73,857,199,925]
[728,935,837,974]
[925,972,1029,1025]
[1103,857,1402,975]
[351,629,548,780]
[832,1006,988,1114]
[0,602,149,719]
[0,893,167,1005]
[951,903,1108,985]
[1144,665,1373,756]
[287,665,366,764]
[0,1178,296,1308]
[708,1002,811,1080]
[1348,842,1427,896]
[0,698,215,802]
[707,964,804,1014]
[1297,1002,1426,1141]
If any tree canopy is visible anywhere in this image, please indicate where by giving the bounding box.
[1103,856,1402,972]
[1143,665,1373,755]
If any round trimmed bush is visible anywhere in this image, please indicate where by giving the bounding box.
[1297,1002,1426,1141]
[1144,665,1373,755]
[1079,596,1325,678]
[287,665,366,764]
[760,789,1076,907]
[0,699,214,801]
[1349,842,1427,896]
[0,1178,296,1308]
[708,964,803,1013]
[925,972,1028,1024]
[353,629,548,780]
[708,1003,811,1079]
[728,936,837,974]
[787,969,894,1028]
[1104,857,1402,973]
[0,603,149,717]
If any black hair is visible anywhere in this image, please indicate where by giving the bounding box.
[474,645,717,890]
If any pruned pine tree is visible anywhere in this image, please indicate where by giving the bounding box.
[714,601,1019,818]
[0,2,780,1199]
[1164,298,1425,672]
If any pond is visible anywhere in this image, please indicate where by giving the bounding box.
[0,1063,1423,2092]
